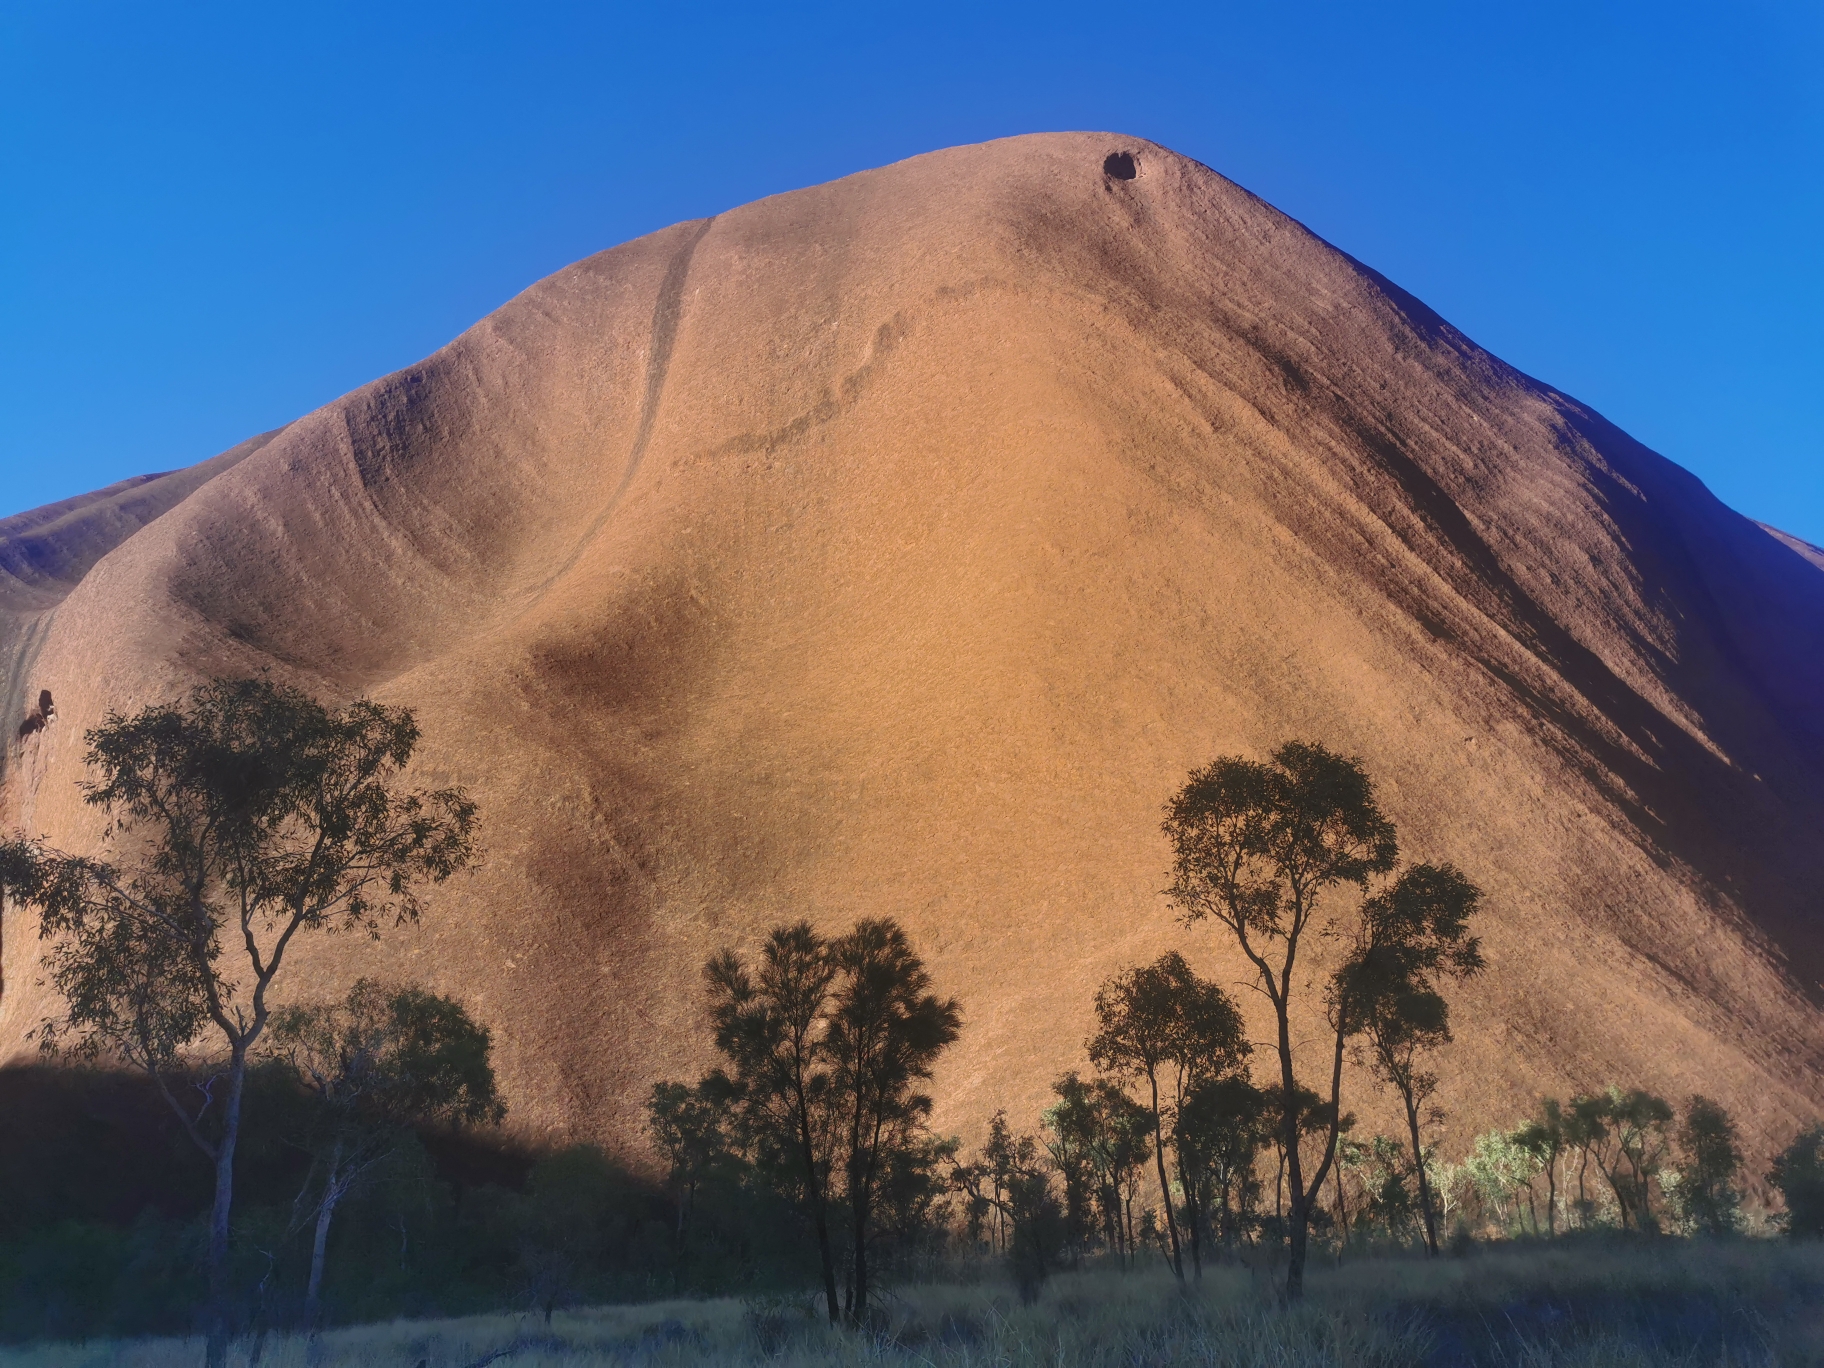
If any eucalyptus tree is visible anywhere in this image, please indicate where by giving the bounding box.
[1568,1087,1673,1231]
[1163,741,1397,1298]
[1088,952,1247,1281]
[696,916,960,1327]
[949,1110,1014,1253]
[701,922,840,1321]
[1673,1095,1743,1235]
[1513,1098,1568,1236]
[951,1115,1059,1303]
[269,979,502,1327]
[1041,1078,1100,1263]
[825,919,961,1324]
[1043,1073,1152,1266]
[646,1079,730,1248]
[1336,861,1483,1254]
[1173,1074,1269,1263]
[1608,1088,1675,1232]
[1769,1125,1824,1238]
[0,678,476,1368]
[1565,1092,1609,1228]
[1463,1126,1546,1234]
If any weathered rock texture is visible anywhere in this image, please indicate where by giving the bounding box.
[4,134,1822,1159]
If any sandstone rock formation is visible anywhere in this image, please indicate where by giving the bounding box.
[3,133,1821,1159]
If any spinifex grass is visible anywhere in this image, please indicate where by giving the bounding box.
[3,1238,1820,1367]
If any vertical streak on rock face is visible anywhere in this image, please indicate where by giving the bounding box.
[533,216,718,597]
[624,217,717,506]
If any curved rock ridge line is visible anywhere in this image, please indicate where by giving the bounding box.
[2,133,1821,1160]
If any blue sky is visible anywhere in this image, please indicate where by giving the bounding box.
[3,2,1820,541]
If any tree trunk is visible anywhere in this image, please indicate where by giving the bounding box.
[1285,1005,1349,1302]
[1276,1002,1308,1301]
[1147,1070,1184,1281]
[790,1072,840,1325]
[1602,1157,1632,1230]
[1286,1190,1310,1300]
[805,1143,839,1323]
[205,1049,248,1368]
[1545,1152,1558,1237]
[1403,1093,1440,1254]
[850,1188,870,1326]
[1181,1160,1196,1284]
[1333,1154,1349,1256]
[1098,1186,1115,1267]
[304,1139,343,1331]
[1177,1150,1204,1279]
[1108,1185,1125,1270]
[848,1123,878,1327]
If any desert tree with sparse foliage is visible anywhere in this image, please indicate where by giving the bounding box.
[1162,741,1398,1298]
[269,978,502,1328]
[1335,861,1483,1254]
[1088,951,1249,1280]
[0,678,474,1368]
[680,916,959,1328]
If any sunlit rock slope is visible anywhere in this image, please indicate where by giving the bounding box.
[4,134,1822,1160]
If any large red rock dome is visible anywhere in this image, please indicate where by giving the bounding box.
[4,133,1822,1158]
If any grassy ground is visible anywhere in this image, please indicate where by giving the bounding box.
[3,1238,1821,1367]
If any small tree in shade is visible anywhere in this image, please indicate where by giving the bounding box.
[1040,1080,1100,1265]
[952,1118,1060,1303]
[646,1079,730,1248]
[1768,1125,1824,1238]
[1615,1089,1675,1232]
[1042,1074,1152,1267]
[1565,1092,1610,1228]
[825,919,961,1325]
[1336,861,1484,1255]
[1173,1074,1270,1260]
[1671,1095,1743,1236]
[1564,1087,1674,1231]
[1088,952,1246,1282]
[0,679,475,1368]
[1513,1099,1568,1237]
[269,979,502,1328]
[694,916,959,1328]
[701,923,840,1321]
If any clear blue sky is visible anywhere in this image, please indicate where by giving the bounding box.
[3,2,1820,542]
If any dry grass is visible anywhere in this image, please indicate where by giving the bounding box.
[3,1239,1821,1367]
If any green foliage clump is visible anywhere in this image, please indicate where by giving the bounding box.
[1769,1124,1824,1238]
[1671,1095,1744,1236]
[660,916,962,1326]
[269,979,504,1326]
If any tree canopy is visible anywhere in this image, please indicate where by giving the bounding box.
[690,916,959,1326]
[269,979,502,1324]
[1163,740,1398,1297]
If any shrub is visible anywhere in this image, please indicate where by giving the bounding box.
[1768,1124,1824,1238]
[1672,1096,1743,1236]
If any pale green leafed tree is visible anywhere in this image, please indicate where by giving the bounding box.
[0,679,475,1368]
[269,979,503,1328]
